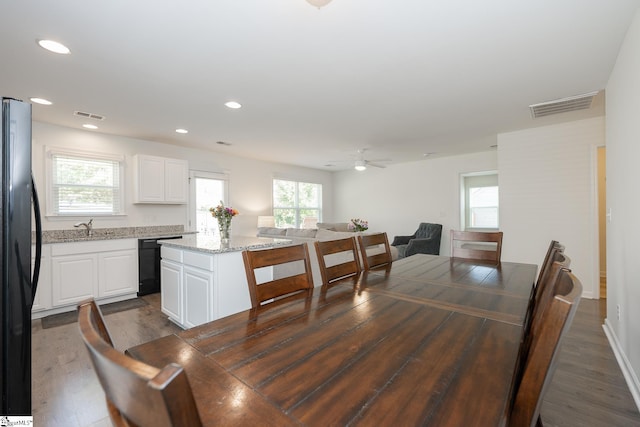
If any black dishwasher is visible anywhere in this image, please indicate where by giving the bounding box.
[138,236,182,296]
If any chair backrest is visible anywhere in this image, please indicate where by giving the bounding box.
[517,253,571,384]
[535,240,564,289]
[315,237,362,287]
[509,267,582,427]
[521,243,569,353]
[357,232,393,270]
[77,298,202,427]
[450,230,503,263]
[242,243,314,308]
[531,249,570,323]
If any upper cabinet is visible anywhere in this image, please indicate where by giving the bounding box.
[133,155,188,204]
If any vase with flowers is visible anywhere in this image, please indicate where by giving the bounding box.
[349,218,369,232]
[209,201,239,243]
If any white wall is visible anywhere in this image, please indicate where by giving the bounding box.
[32,122,333,236]
[332,151,498,255]
[604,6,640,407]
[498,117,604,299]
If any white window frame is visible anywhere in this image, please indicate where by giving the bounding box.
[45,147,126,218]
[272,178,322,228]
[188,170,230,233]
[460,171,499,231]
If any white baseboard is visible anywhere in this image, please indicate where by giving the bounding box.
[603,319,640,411]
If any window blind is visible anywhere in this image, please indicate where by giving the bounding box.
[51,153,122,215]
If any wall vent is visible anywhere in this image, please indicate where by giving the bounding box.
[529,91,598,118]
[74,111,105,120]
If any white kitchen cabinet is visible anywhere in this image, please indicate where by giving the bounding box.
[133,154,188,204]
[51,252,99,307]
[160,246,184,325]
[182,249,214,328]
[99,248,138,298]
[164,158,189,203]
[183,266,212,328]
[31,244,51,313]
[49,239,138,310]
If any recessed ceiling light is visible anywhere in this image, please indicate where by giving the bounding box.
[175,129,188,134]
[37,39,70,54]
[307,0,333,8]
[224,101,242,109]
[82,124,98,130]
[30,97,52,105]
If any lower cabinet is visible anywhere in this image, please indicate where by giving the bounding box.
[51,252,99,306]
[99,248,139,298]
[183,266,212,328]
[160,245,253,329]
[33,239,138,318]
[32,244,51,313]
[160,257,183,325]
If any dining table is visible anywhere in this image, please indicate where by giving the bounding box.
[126,253,538,426]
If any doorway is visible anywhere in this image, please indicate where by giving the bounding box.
[189,171,228,237]
[597,146,607,299]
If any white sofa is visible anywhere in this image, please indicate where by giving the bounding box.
[257,223,399,287]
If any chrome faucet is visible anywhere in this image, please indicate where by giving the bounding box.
[74,218,94,237]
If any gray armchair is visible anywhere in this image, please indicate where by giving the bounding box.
[391,223,443,258]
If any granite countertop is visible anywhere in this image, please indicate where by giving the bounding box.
[38,225,195,244]
[158,234,292,254]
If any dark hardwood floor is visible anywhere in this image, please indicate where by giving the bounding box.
[31,294,182,426]
[31,294,640,426]
[541,297,640,426]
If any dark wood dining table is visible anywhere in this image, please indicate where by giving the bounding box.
[126,254,538,426]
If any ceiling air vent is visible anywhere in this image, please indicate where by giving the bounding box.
[74,111,105,120]
[529,91,598,118]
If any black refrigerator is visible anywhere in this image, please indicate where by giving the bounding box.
[0,97,42,415]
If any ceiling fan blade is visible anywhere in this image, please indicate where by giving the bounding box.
[366,161,386,168]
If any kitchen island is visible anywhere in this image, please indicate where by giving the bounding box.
[159,235,291,329]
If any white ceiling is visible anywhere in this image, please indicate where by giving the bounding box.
[1,0,638,170]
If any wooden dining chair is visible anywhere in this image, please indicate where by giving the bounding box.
[77,298,203,427]
[450,230,503,263]
[522,243,569,337]
[357,232,393,270]
[315,237,362,287]
[529,252,572,334]
[508,266,582,427]
[535,241,565,289]
[242,243,314,308]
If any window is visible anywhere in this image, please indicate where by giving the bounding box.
[46,148,125,216]
[189,171,228,236]
[273,179,322,228]
[461,172,499,230]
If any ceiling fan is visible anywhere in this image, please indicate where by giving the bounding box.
[326,149,391,171]
[353,149,390,171]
